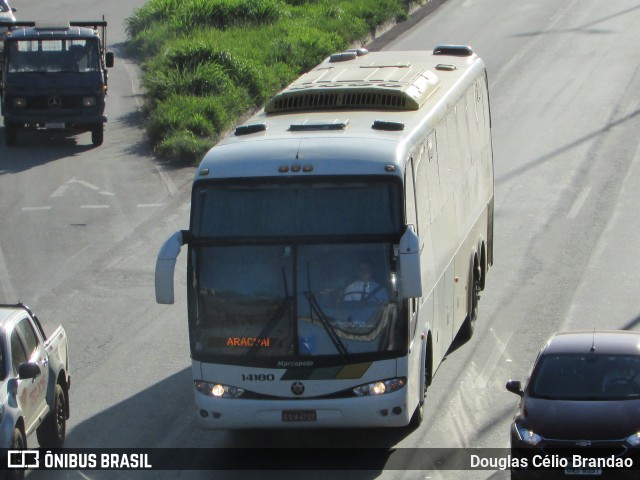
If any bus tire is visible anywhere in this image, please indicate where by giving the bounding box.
[409,341,431,428]
[36,384,66,448]
[460,261,480,341]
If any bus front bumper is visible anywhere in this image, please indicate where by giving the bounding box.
[194,388,412,429]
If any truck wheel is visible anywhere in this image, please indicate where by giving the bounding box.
[91,124,103,146]
[4,123,17,146]
[36,384,66,448]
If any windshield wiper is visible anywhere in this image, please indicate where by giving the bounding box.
[304,290,348,358]
[248,267,293,358]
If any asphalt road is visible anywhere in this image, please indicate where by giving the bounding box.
[2,0,640,479]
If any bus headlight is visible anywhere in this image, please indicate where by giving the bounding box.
[352,377,406,397]
[12,98,26,108]
[194,381,244,399]
[83,97,96,107]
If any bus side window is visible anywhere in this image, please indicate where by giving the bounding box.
[467,86,481,165]
[436,120,451,199]
[446,109,461,189]
[457,95,472,171]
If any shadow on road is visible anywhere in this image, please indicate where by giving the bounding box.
[25,367,414,480]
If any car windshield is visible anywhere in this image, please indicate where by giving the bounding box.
[530,353,640,400]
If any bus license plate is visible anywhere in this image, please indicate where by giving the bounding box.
[282,410,316,422]
[45,122,65,129]
[565,467,602,476]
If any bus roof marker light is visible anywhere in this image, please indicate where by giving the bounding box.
[385,165,396,172]
[291,164,302,173]
[199,168,209,176]
[278,166,289,173]
[302,165,313,172]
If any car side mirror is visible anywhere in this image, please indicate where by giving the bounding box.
[506,380,523,397]
[18,362,41,380]
[105,51,114,68]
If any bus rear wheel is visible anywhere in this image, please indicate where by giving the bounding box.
[460,263,480,341]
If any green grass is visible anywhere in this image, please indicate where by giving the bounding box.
[126,0,424,164]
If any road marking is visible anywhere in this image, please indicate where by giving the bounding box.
[474,328,514,389]
[21,206,52,211]
[80,205,110,209]
[51,177,114,197]
[567,186,591,219]
[137,203,165,208]
[625,100,639,117]
[0,242,16,301]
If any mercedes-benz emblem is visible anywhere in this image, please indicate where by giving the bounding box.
[48,96,62,109]
[291,381,304,396]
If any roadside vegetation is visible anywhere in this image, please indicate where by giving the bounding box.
[125,0,423,164]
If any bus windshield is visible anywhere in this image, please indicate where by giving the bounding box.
[192,243,403,365]
[188,178,405,366]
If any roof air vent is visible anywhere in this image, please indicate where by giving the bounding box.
[235,123,267,136]
[289,119,349,131]
[330,52,358,63]
[433,45,473,57]
[372,120,405,131]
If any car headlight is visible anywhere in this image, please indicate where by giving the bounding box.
[194,381,244,399]
[626,433,640,446]
[514,422,543,445]
[352,377,406,397]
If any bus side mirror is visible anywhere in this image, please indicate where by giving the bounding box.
[105,51,114,68]
[399,225,422,298]
[155,230,186,304]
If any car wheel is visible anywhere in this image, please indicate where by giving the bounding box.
[8,427,27,480]
[91,124,103,146]
[36,384,66,448]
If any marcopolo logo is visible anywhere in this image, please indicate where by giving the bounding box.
[7,450,40,468]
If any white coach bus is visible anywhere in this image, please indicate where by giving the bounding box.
[155,45,494,428]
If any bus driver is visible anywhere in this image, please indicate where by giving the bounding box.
[342,261,388,303]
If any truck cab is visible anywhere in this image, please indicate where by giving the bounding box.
[0,20,114,146]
